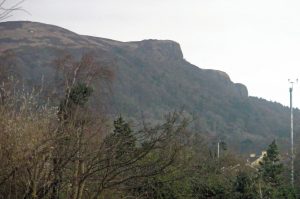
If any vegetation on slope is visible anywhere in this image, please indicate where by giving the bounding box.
[0,55,298,198]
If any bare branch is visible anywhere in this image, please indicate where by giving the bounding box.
[0,0,30,21]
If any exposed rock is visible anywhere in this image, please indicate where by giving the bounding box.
[235,83,248,98]
[135,39,183,60]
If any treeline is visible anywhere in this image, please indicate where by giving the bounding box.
[0,54,297,199]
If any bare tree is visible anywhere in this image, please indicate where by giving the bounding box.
[0,0,28,21]
[0,52,189,199]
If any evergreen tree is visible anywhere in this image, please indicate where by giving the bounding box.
[259,140,296,199]
[233,171,258,199]
[259,140,283,186]
[106,116,137,160]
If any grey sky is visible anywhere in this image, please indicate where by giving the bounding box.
[6,0,300,107]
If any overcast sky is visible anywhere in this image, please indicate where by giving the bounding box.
[5,0,300,107]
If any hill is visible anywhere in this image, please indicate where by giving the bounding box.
[0,21,299,153]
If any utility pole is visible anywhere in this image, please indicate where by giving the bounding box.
[289,78,297,187]
[217,140,220,159]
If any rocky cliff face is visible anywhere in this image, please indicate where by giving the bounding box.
[135,39,183,60]
[0,21,247,99]
[235,83,248,98]
[0,21,297,153]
